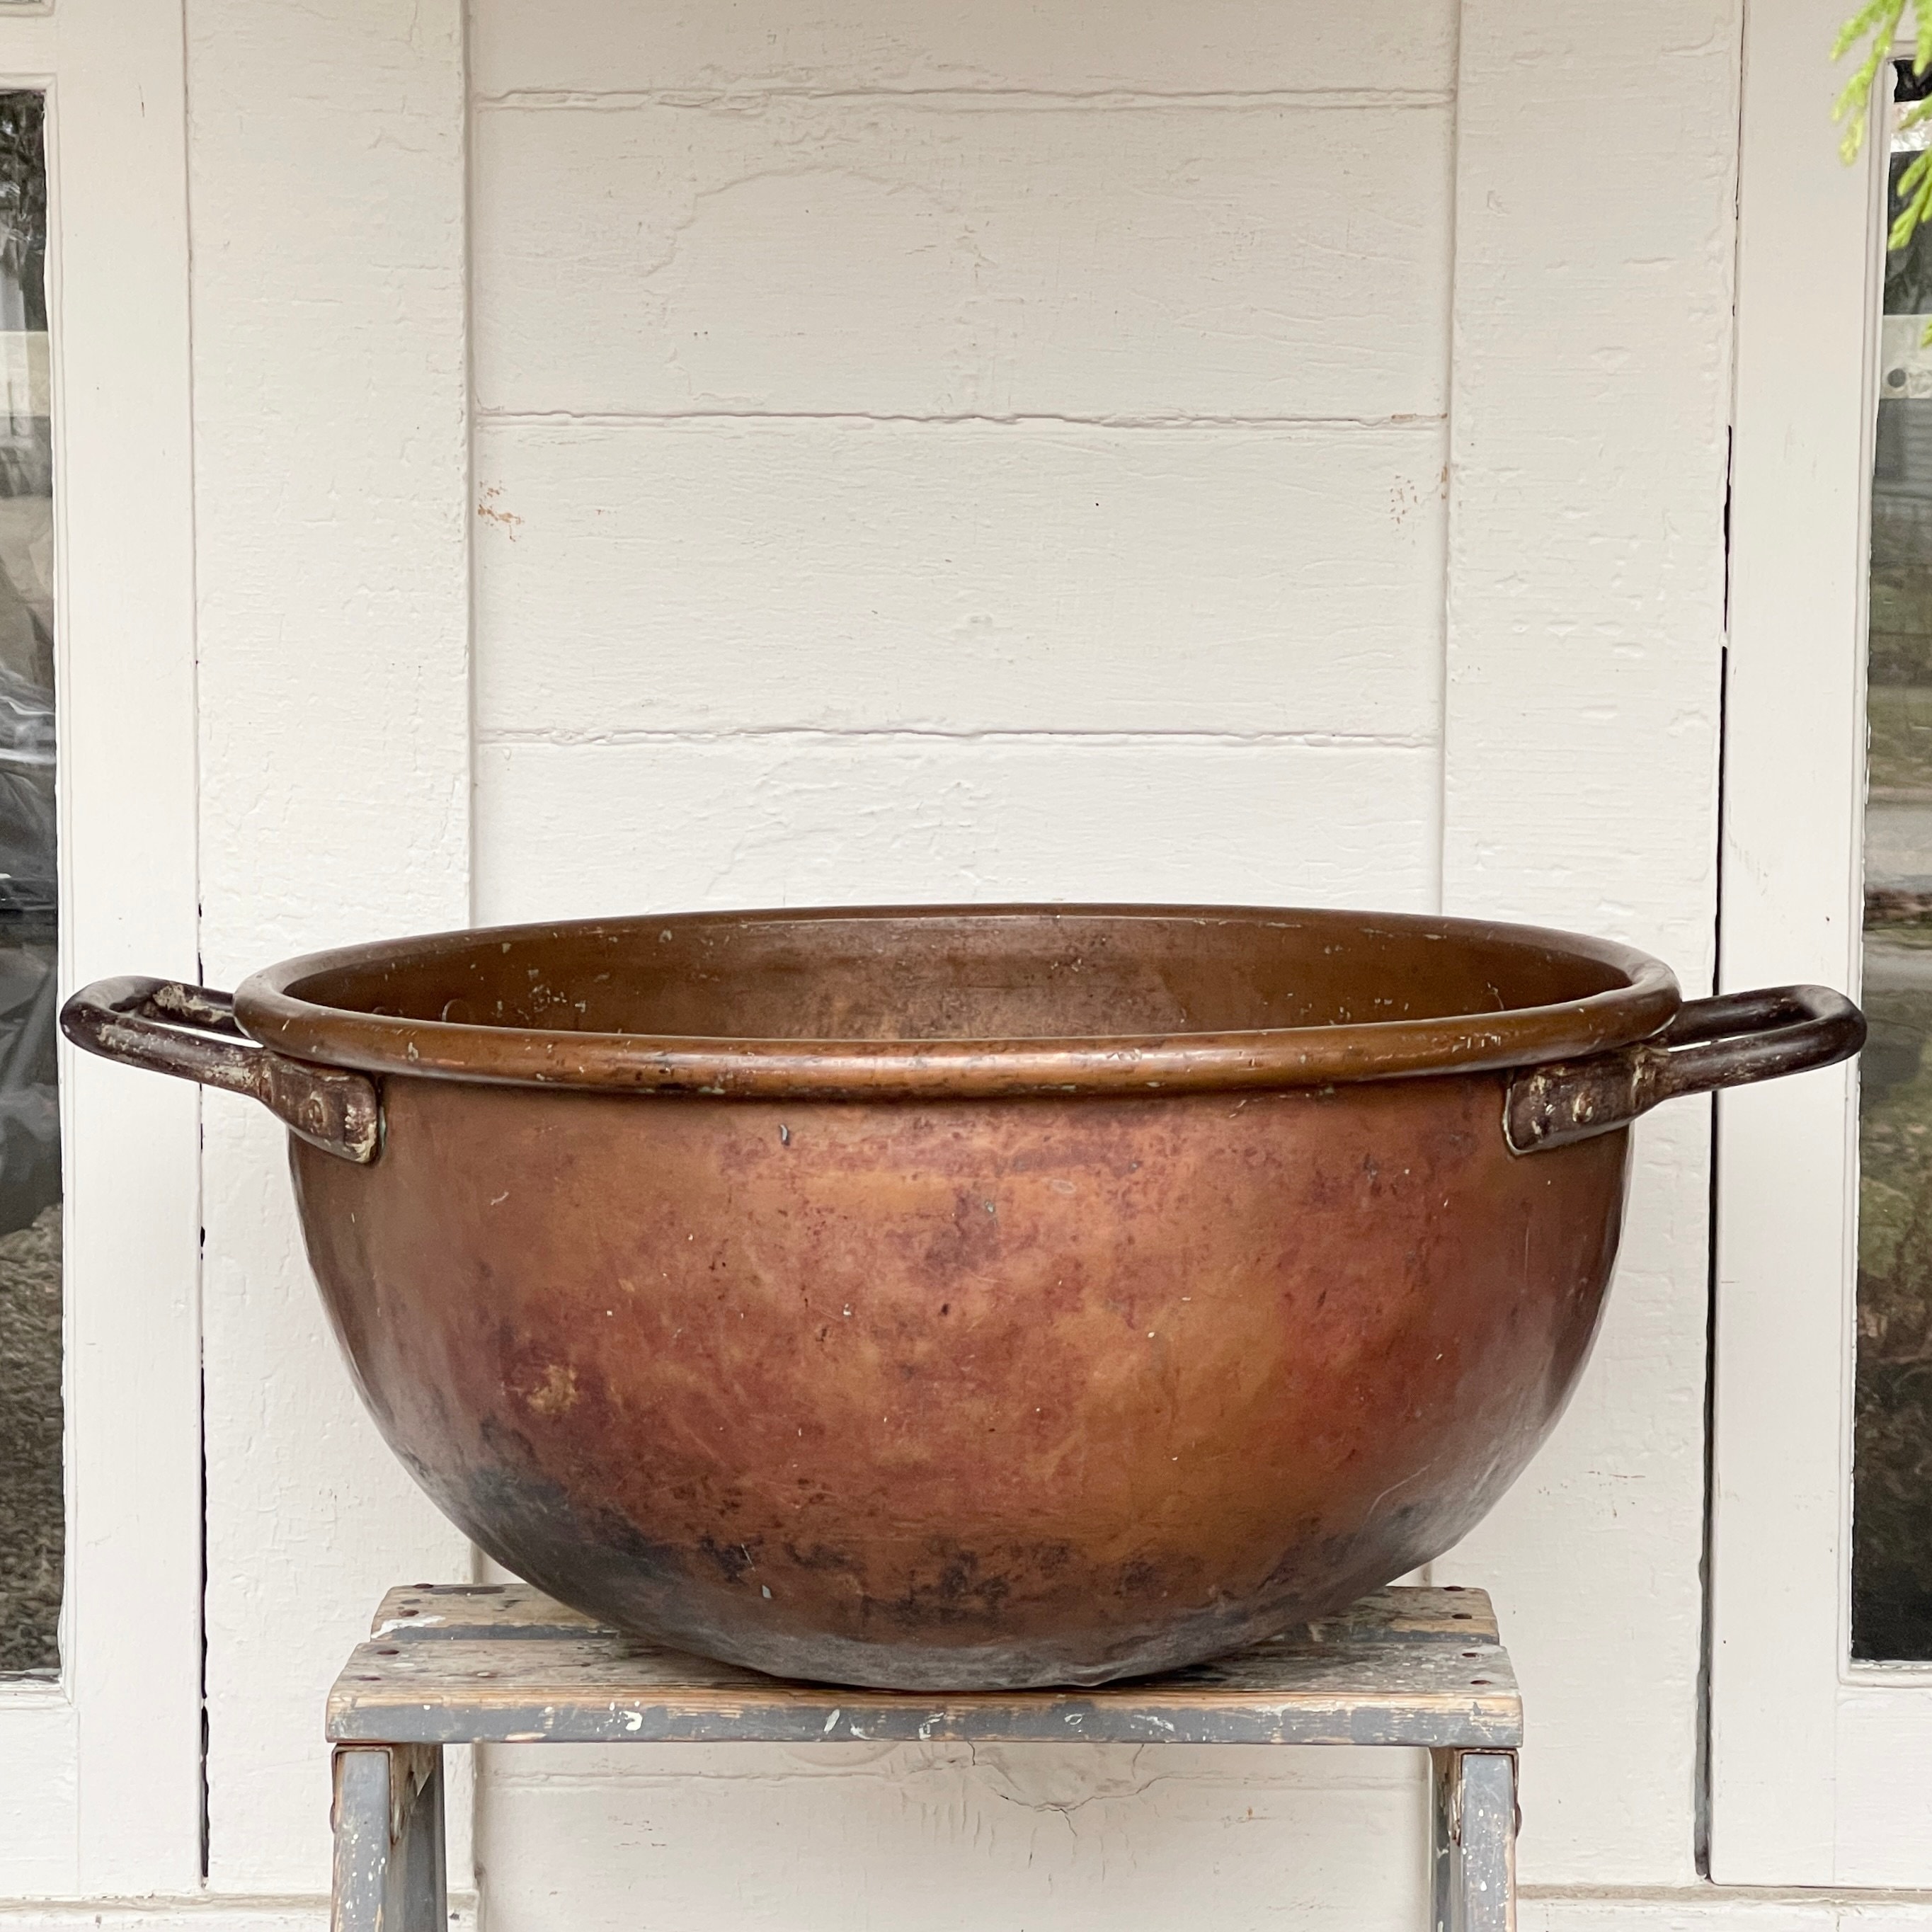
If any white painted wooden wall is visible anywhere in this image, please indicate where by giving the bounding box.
[467,13,1446,1923]
[11,0,1868,1926]
[461,1,1732,1924]
[466,11,1441,1926]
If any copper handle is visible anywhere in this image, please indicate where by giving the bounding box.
[60,975,381,1164]
[1505,984,1866,1155]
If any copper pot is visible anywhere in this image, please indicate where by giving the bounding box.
[64,905,1862,1689]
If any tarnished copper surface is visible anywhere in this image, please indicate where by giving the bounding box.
[233,905,1684,1097]
[293,1071,1623,1688]
[62,905,1866,1688]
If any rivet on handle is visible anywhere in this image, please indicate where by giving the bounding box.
[1505,984,1865,1155]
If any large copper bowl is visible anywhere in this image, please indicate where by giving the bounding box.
[63,905,1861,1688]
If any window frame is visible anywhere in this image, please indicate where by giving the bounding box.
[0,0,201,1896]
[1713,0,1932,1885]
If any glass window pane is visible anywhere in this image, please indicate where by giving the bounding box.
[0,89,57,1679]
[1857,66,1932,1661]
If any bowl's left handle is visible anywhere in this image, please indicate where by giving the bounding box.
[59,976,380,1165]
[1506,984,1865,1155]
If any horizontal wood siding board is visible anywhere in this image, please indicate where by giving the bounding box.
[472,738,1438,926]
[472,421,1447,740]
[473,98,1451,421]
[468,0,1456,98]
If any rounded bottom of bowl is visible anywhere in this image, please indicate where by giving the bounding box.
[653,1616,1294,1692]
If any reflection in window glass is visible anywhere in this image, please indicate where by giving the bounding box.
[0,91,57,1679]
[1856,67,1932,1660]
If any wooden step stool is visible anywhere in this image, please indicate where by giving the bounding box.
[326,1582,1521,1932]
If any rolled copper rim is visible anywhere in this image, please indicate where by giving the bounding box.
[231,904,1681,1100]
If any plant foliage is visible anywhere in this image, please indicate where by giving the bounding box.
[1841,1,1932,248]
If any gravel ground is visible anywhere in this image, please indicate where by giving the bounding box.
[0,1201,59,1675]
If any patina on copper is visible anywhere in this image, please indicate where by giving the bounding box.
[62,905,1864,1689]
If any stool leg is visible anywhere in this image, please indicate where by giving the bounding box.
[333,1747,392,1932]
[1429,1749,1458,1932]
[1438,1750,1515,1932]
[397,1749,447,1932]
[332,1744,447,1932]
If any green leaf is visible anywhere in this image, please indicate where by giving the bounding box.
[1839,0,1913,166]
[1837,0,1902,62]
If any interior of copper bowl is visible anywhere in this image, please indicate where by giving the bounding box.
[250,905,1670,1047]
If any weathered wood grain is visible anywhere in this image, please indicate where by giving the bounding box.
[330,1585,1521,1749]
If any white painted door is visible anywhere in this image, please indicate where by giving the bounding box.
[0,0,201,1897]
[1714,0,1932,1885]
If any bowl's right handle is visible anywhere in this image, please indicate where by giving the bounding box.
[60,976,381,1164]
[1505,985,1866,1155]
